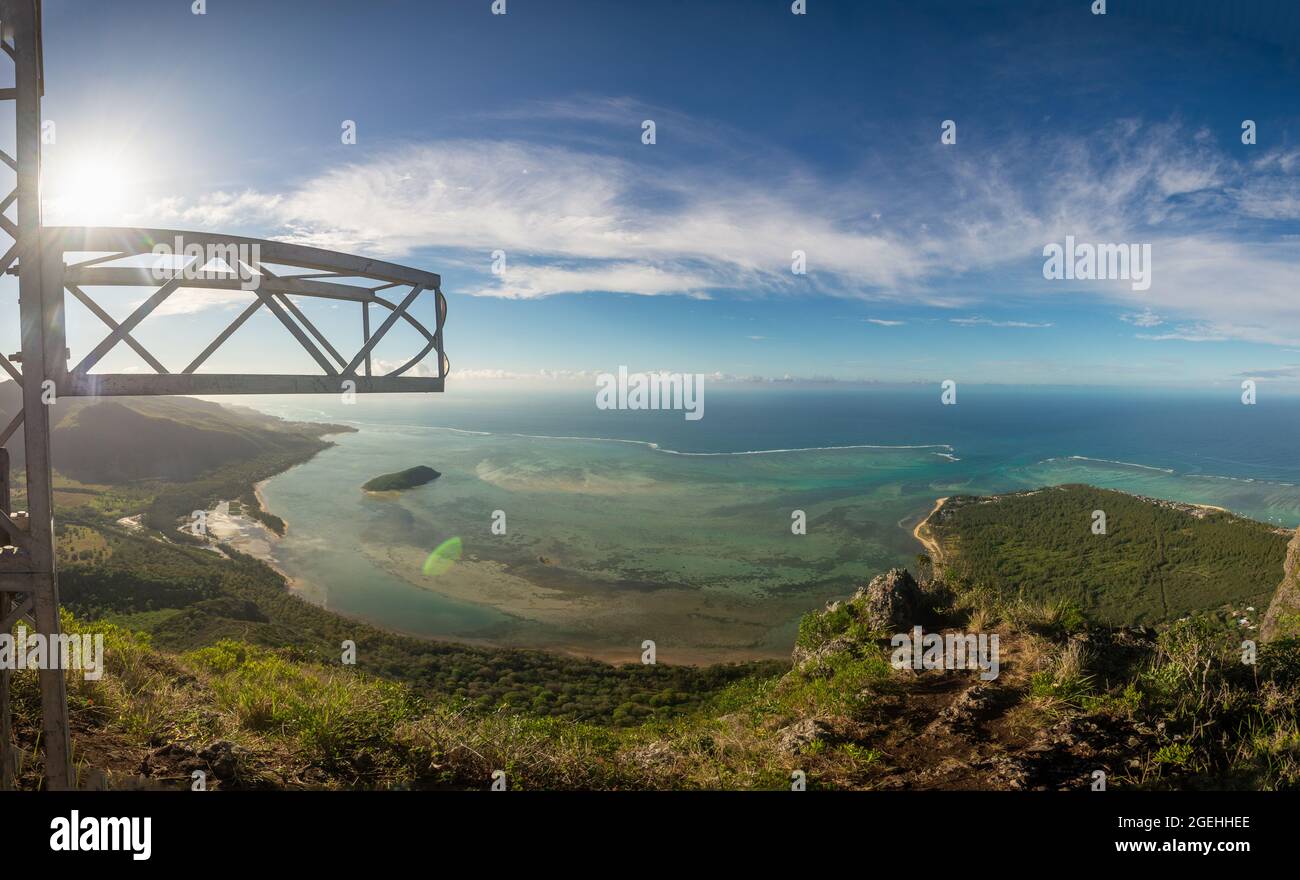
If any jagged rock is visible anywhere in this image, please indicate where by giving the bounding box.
[790,568,927,668]
[1009,713,1156,790]
[198,740,246,779]
[1262,527,1300,641]
[981,754,1029,790]
[774,718,834,755]
[139,738,208,779]
[853,568,921,631]
[140,743,193,776]
[926,685,1015,736]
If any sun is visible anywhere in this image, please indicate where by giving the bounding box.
[43,154,137,225]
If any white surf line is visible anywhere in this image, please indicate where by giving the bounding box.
[332,420,956,458]
[1039,455,1176,474]
[1198,474,1296,488]
[1041,455,1300,489]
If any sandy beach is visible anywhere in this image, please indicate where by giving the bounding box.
[201,498,307,594]
[253,480,279,528]
[913,496,948,562]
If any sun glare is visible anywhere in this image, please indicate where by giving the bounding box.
[44,155,137,225]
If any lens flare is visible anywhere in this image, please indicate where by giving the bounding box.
[421,536,463,577]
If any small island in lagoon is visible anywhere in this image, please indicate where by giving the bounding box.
[362,465,442,493]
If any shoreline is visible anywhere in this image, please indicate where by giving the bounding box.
[234,401,1282,665]
[202,496,307,595]
[913,496,948,562]
[253,479,277,528]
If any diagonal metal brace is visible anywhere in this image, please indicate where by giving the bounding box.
[343,284,424,377]
[72,277,184,375]
[66,284,169,374]
[0,596,33,633]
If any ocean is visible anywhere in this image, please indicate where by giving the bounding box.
[230,385,1300,663]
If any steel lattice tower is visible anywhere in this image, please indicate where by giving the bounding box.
[0,0,447,790]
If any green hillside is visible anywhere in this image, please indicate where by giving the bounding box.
[0,382,352,534]
[0,381,350,484]
[925,484,1290,626]
[53,518,780,726]
[14,542,1300,791]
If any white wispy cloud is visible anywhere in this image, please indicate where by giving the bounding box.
[1136,324,1230,343]
[130,117,1300,345]
[950,317,1054,328]
[464,262,716,299]
[1120,308,1163,328]
[129,191,286,230]
[138,140,928,301]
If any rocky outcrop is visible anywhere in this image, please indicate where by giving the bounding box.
[1261,527,1300,641]
[140,740,248,786]
[853,568,922,631]
[774,718,836,755]
[791,568,926,669]
[925,684,1018,737]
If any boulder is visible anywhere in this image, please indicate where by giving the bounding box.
[853,568,922,631]
[774,718,835,755]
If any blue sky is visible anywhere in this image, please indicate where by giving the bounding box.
[9,0,1300,389]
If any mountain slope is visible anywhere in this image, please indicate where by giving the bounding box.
[0,381,350,484]
[13,558,1300,791]
[1262,528,1300,641]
